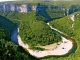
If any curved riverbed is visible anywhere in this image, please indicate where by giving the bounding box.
[11,23,77,58]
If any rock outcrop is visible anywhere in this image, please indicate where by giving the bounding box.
[0,3,36,13]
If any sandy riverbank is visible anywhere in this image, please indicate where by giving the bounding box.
[27,36,73,58]
[17,26,73,58]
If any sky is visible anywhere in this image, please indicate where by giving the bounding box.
[0,0,14,2]
[0,0,79,2]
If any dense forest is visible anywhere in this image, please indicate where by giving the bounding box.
[49,12,80,60]
[0,9,61,47]
[19,11,61,48]
[0,10,61,59]
[0,28,39,60]
[0,2,80,60]
[0,13,38,60]
[0,15,17,37]
[46,5,66,19]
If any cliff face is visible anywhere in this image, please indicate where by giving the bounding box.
[0,2,80,15]
[0,3,67,14]
[0,3,66,13]
[0,3,36,13]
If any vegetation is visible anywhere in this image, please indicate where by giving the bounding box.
[46,5,66,20]
[0,2,80,60]
[0,9,62,60]
[50,15,73,36]
[69,4,80,14]
[0,15,17,37]
[0,28,38,60]
[36,3,66,22]
[0,11,22,23]
[48,12,80,60]
[36,3,51,22]
[30,46,46,51]
[19,11,61,48]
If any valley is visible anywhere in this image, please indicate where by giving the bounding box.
[0,1,80,60]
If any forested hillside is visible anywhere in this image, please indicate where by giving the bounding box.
[0,15,17,37]
[48,12,80,60]
[0,10,61,59]
[19,11,61,49]
[0,2,80,60]
[0,28,38,60]
[46,5,66,19]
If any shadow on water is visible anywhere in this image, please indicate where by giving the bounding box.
[36,3,52,23]
[11,24,18,44]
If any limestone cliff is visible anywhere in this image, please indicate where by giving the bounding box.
[0,3,36,13]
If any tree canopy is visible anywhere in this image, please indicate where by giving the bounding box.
[19,11,61,48]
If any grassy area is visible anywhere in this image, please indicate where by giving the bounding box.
[50,15,73,36]
[48,12,80,60]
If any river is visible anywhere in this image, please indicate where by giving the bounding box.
[10,22,77,58]
[11,26,18,44]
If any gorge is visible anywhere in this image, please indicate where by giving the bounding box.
[0,2,80,60]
